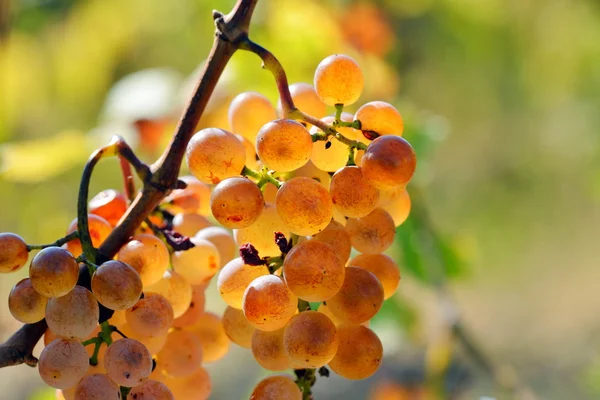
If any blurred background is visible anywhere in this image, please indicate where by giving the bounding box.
[1,0,600,399]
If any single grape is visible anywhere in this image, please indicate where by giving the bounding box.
[210,177,264,229]
[378,188,411,226]
[195,226,237,267]
[172,284,206,328]
[316,302,343,326]
[184,312,230,363]
[171,212,212,237]
[243,275,298,331]
[45,285,99,340]
[38,338,89,389]
[64,214,112,258]
[126,293,174,337]
[29,246,79,298]
[117,234,170,287]
[250,375,302,400]
[328,324,383,379]
[74,374,121,400]
[346,208,395,254]
[348,253,400,299]
[234,203,290,258]
[144,270,192,318]
[222,305,256,349]
[217,257,269,309]
[283,311,339,368]
[312,220,352,263]
[314,54,364,106]
[283,240,345,302]
[9,278,48,323]
[164,175,212,216]
[89,189,128,226]
[0,232,28,273]
[104,338,152,387]
[128,379,174,400]
[229,92,277,143]
[91,260,143,311]
[117,323,168,355]
[186,127,246,184]
[171,237,220,285]
[310,124,349,173]
[284,82,327,121]
[256,119,312,172]
[156,330,203,377]
[275,177,333,236]
[293,160,331,188]
[327,266,384,324]
[354,101,404,136]
[251,328,291,371]
[330,166,380,218]
[163,366,211,400]
[361,135,416,190]
[109,310,128,329]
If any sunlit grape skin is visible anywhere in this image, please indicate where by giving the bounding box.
[126,293,174,338]
[0,233,28,273]
[309,117,350,173]
[171,237,220,285]
[234,203,290,258]
[75,374,121,400]
[171,211,212,237]
[157,330,203,377]
[217,257,270,309]
[38,338,89,389]
[117,234,170,287]
[378,188,411,227]
[361,135,417,190]
[144,270,192,318]
[348,253,400,299]
[164,175,212,216]
[128,379,174,400]
[8,278,47,323]
[330,166,380,218]
[314,54,364,106]
[104,338,153,387]
[256,119,313,172]
[285,82,327,121]
[64,214,112,258]
[251,328,292,371]
[222,306,256,349]
[346,208,396,254]
[250,375,302,400]
[312,220,352,263]
[195,226,237,267]
[229,91,277,143]
[327,267,384,324]
[184,312,230,363]
[29,246,79,298]
[91,260,143,311]
[283,311,339,368]
[172,284,206,328]
[163,366,212,400]
[45,285,99,340]
[243,275,298,331]
[88,189,128,226]
[328,324,383,380]
[354,101,404,136]
[210,177,264,229]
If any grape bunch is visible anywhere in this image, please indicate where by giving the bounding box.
[0,53,414,400]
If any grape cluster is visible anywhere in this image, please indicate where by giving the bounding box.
[0,53,414,400]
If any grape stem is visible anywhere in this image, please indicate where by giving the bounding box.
[26,230,80,251]
[294,368,317,400]
[242,165,282,189]
[77,255,100,277]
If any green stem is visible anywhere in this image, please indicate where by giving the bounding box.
[241,165,261,180]
[335,119,362,130]
[334,104,343,121]
[120,387,132,398]
[242,166,282,189]
[99,321,113,346]
[89,340,102,366]
[346,147,356,166]
[77,255,100,277]
[294,368,317,400]
[26,231,80,251]
[266,256,284,274]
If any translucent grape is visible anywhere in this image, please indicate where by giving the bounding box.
[378,188,411,227]
[91,260,143,311]
[217,257,269,309]
[346,208,396,254]
[348,253,400,299]
[117,234,170,286]
[126,293,174,337]
[164,175,212,216]
[285,82,327,120]
[110,310,128,329]
[361,135,416,190]
[234,203,290,258]
[316,302,343,326]
[171,237,220,285]
[312,220,352,263]
[243,275,298,331]
[64,214,112,258]
[283,240,345,302]
[314,54,364,106]
[328,324,383,379]
[195,226,237,267]
[250,375,302,400]
[237,133,261,170]
[210,177,264,229]
[38,338,89,389]
[104,338,152,387]
[127,379,174,400]
[46,285,99,339]
[228,92,277,143]
[9,278,48,323]
[186,127,246,184]
[89,189,128,226]
[156,330,203,377]
[275,177,333,236]
[74,374,121,400]
[256,119,312,172]
[222,305,256,349]
[171,212,211,237]
[330,166,379,218]
[163,366,211,400]
[184,312,230,363]
[354,101,404,136]
[251,328,291,371]
[144,270,192,318]
[283,311,339,368]
[0,232,28,273]
[172,284,206,328]
[327,267,384,324]
[293,160,331,188]
[118,324,167,355]
[29,246,79,298]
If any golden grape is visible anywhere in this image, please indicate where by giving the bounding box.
[243,275,297,331]
[361,135,416,190]
[117,234,170,287]
[355,101,404,136]
[210,177,264,229]
[256,119,312,172]
[251,328,292,371]
[0,232,28,273]
[283,311,339,368]
[9,278,48,323]
[328,324,383,379]
[222,305,256,349]
[346,208,395,254]
[217,257,269,309]
[91,260,143,311]
[229,92,277,143]
[327,267,384,324]
[314,54,364,106]
[330,166,380,218]
[312,220,352,263]
[348,253,400,299]
[29,246,79,298]
[250,375,301,400]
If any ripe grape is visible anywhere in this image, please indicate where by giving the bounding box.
[283,240,345,302]
[156,330,203,377]
[250,375,302,400]
[237,133,261,170]
[104,338,152,387]
[74,374,121,400]
[327,267,384,324]
[0,232,28,273]
[117,234,170,286]
[144,270,192,318]
[64,214,112,258]
[312,220,352,263]
[330,166,380,218]
[126,293,174,337]
[354,101,404,136]
[316,302,343,326]
[285,82,327,120]
[328,324,383,379]
[171,237,220,285]
[163,366,211,400]
[195,226,237,267]
[275,177,333,236]
[243,275,298,331]
[45,285,99,339]
[172,284,206,328]
[346,208,395,254]
[118,324,168,355]
[217,257,269,309]
[210,177,264,229]
[251,328,291,371]
[128,380,174,400]
[314,54,364,106]
[309,117,350,173]
[234,203,290,257]
[184,312,230,363]
[361,135,416,190]
[89,189,128,226]
[293,160,331,188]
[256,119,312,172]
[229,92,277,143]
[91,260,143,311]
[8,278,48,323]
[186,127,246,184]
[56,387,76,400]
[38,338,89,389]
[378,188,411,226]
[348,253,400,299]
[165,175,212,216]
[29,246,79,298]
[171,212,211,237]
[222,305,256,349]
[109,310,128,328]
[283,311,339,368]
